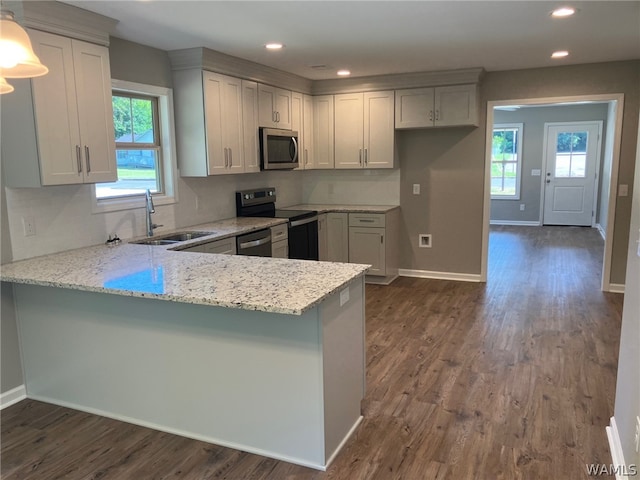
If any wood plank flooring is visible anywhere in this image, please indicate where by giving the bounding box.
[1,226,623,479]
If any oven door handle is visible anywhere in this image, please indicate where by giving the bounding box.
[290,216,318,228]
[238,235,272,249]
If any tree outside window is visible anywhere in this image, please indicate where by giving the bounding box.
[491,124,523,199]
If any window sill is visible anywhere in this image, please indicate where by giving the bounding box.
[92,192,176,214]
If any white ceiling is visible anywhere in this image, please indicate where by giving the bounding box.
[60,1,640,80]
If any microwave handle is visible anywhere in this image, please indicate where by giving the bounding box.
[291,136,299,162]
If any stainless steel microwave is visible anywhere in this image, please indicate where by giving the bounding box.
[259,127,299,170]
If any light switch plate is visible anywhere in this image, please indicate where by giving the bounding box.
[340,287,350,306]
[531,169,541,176]
[619,184,629,197]
[413,184,420,195]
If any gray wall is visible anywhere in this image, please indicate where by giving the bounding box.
[491,103,609,224]
[108,37,173,88]
[398,60,639,282]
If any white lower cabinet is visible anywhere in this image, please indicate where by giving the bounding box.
[318,214,328,261]
[181,237,237,255]
[326,213,349,262]
[347,211,399,284]
[271,224,289,258]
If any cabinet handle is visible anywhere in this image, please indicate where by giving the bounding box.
[365,148,368,165]
[229,148,232,167]
[435,110,440,121]
[429,110,433,122]
[224,148,228,167]
[359,149,362,165]
[276,111,280,123]
[76,145,82,174]
[85,146,91,173]
[272,111,277,123]
[359,219,375,223]
[381,235,384,244]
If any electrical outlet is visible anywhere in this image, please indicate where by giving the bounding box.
[413,184,421,195]
[419,234,432,248]
[22,216,36,236]
[635,416,640,453]
[520,204,525,211]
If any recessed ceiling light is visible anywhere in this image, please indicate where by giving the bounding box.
[265,43,284,50]
[551,7,576,17]
[551,50,569,58]
[337,69,351,76]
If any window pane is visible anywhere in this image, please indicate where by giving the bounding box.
[131,98,154,144]
[555,131,588,178]
[96,149,160,199]
[569,153,586,177]
[112,96,133,143]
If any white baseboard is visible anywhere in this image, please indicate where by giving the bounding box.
[606,417,629,480]
[609,283,626,293]
[0,385,26,410]
[399,269,482,283]
[489,220,541,226]
[596,223,607,240]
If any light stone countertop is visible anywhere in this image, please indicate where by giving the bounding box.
[0,217,370,315]
[280,204,400,214]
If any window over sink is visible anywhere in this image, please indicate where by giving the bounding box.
[92,80,178,213]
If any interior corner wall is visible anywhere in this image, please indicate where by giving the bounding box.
[491,103,609,224]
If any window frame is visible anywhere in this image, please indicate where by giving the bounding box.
[490,123,524,200]
[92,80,178,213]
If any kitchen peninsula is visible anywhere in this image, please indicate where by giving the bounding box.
[0,224,369,470]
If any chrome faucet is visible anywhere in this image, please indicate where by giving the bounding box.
[145,189,162,237]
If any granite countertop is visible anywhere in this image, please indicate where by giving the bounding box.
[0,217,369,315]
[280,204,400,214]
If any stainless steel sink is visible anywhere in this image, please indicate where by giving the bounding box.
[158,231,211,242]
[131,231,212,246]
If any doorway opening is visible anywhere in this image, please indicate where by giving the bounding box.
[481,94,625,292]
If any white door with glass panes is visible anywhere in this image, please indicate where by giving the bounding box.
[543,122,602,226]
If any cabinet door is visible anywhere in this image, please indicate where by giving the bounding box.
[326,212,349,262]
[258,84,276,127]
[272,239,289,258]
[349,227,386,276]
[317,214,328,261]
[73,39,117,183]
[274,88,292,129]
[242,80,260,173]
[30,30,83,185]
[291,92,303,169]
[222,75,244,174]
[364,91,395,169]
[202,72,226,174]
[313,95,335,169]
[204,238,237,255]
[434,85,478,127]
[394,87,434,129]
[302,95,314,169]
[334,93,364,169]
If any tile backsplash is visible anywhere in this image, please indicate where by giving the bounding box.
[4,168,400,261]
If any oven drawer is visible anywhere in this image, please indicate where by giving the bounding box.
[348,213,385,228]
[270,223,288,242]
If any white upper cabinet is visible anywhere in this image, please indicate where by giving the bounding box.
[258,84,292,129]
[302,95,315,169]
[313,95,334,169]
[173,69,251,176]
[4,29,117,186]
[335,91,395,169]
[395,84,478,128]
[241,80,260,173]
[291,92,303,169]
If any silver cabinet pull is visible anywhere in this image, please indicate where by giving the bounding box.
[224,148,228,167]
[429,110,433,122]
[239,235,271,249]
[84,146,91,173]
[365,148,368,165]
[276,111,280,123]
[272,111,277,123]
[358,219,375,223]
[359,149,362,165]
[229,148,232,167]
[381,235,384,244]
[76,145,82,174]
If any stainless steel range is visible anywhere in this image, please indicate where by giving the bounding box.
[236,188,319,260]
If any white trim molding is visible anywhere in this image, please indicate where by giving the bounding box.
[399,269,483,283]
[609,284,626,293]
[0,385,27,410]
[596,223,607,240]
[606,417,631,480]
[490,220,541,226]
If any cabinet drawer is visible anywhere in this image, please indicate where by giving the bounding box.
[204,238,236,255]
[270,223,289,241]
[348,213,385,228]
[272,239,289,258]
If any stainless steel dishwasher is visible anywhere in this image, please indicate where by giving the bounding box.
[236,229,272,257]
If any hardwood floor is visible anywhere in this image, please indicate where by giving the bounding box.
[1,226,623,479]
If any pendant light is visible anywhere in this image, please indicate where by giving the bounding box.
[0,76,14,94]
[0,9,48,79]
